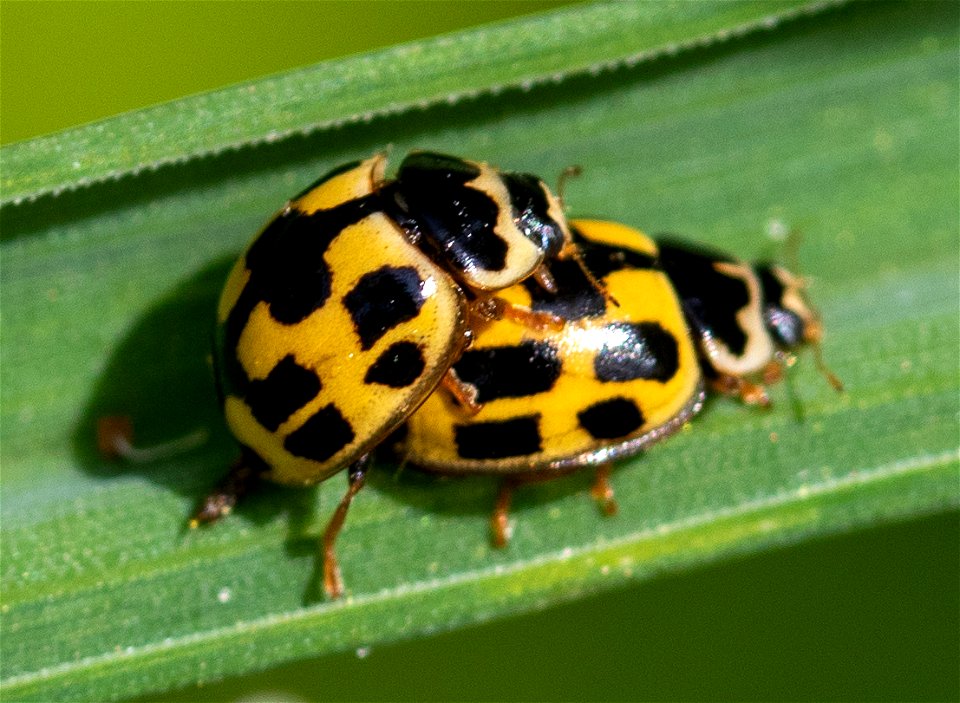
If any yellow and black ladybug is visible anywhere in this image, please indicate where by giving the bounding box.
[99,156,839,600]
[201,152,582,597]
[656,236,840,406]
[399,220,840,547]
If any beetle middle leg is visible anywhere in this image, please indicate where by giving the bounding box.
[491,478,518,548]
[490,465,618,548]
[590,463,618,516]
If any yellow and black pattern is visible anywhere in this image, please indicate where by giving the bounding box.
[384,152,571,292]
[215,152,579,486]
[655,237,820,379]
[401,220,704,474]
[217,157,469,485]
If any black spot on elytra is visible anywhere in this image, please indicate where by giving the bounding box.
[523,257,606,321]
[219,193,375,396]
[389,152,508,274]
[342,266,425,350]
[656,237,752,356]
[594,322,679,383]
[364,341,426,388]
[452,341,561,403]
[523,236,656,322]
[283,404,355,463]
[578,397,645,440]
[245,355,321,431]
[573,230,658,279]
[455,416,542,460]
[247,201,374,326]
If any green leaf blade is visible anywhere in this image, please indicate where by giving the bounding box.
[2,0,826,206]
[2,1,957,700]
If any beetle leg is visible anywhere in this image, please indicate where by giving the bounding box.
[709,374,772,408]
[472,296,564,332]
[441,368,482,415]
[762,358,785,386]
[190,458,259,527]
[491,465,610,547]
[322,457,369,600]
[590,464,618,516]
[491,478,517,548]
[532,265,558,294]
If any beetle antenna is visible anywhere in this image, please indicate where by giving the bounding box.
[556,165,582,208]
[784,227,803,275]
[779,227,843,395]
[812,341,844,393]
[567,244,620,308]
[553,164,618,306]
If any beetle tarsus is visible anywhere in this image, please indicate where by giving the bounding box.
[590,464,618,516]
[491,479,516,548]
[190,460,258,528]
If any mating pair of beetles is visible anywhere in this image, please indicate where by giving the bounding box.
[191,152,840,599]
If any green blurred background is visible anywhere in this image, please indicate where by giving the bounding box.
[2,2,957,700]
[1,1,576,144]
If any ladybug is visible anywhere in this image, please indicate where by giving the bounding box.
[198,152,587,598]
[655,236,841,406]
[399,219,841,546]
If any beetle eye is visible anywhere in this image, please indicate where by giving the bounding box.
[764,306,805,347]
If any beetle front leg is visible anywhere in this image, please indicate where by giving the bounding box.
[472,296,564,333]
[709,373,772,408]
